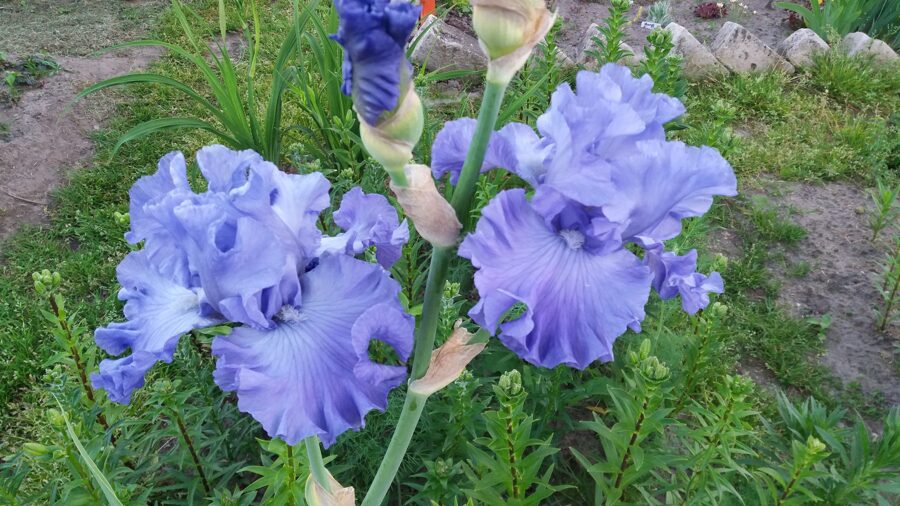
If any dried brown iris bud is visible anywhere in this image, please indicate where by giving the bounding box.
[410,323,487,396]
[390,164,462,248]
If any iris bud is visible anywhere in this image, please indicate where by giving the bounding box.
[360,88,424,184]
[470,0,555,84]
[46,408,65,429]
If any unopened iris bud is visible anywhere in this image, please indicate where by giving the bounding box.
[806,436,827,455]
[641,356,669,381]
[46,408,65,429]
[332,0,423,184]
[471,0,555,84]
[113,211,130,226]
[359,88,424,182]
[638,338,652,361]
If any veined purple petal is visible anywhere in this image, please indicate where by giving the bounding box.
[92,250,223,404]
[645,247,724,314]
[318,187,409,268]
[211,254,409,447]
[459,190,652,369]
[332,0,420,125]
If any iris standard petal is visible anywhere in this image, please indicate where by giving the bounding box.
[126,151,194,246]
[174,200,301,328]
[230,158,331,260]
[319,187,409,268]
[431,118,545,185]
[600,140,738,245]
[92,250,223,403]
[459,189,652,369]
[211,254,408,447]
[196,144,264,193]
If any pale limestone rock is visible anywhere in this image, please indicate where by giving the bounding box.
[710,21,794,74]
[409,15,487,73]
[777,29,829,68]
[666,22,728,79]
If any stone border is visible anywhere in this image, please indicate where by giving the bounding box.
[410,15,899,79]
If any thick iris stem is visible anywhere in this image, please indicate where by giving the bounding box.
[362,80,509,506]
[305,436,331,493]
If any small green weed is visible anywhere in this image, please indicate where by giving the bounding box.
[747,196,807,245]
[868,177,899,241]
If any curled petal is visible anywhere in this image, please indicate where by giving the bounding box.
[319,187,410,269]
[410,324,487,396]
[391,164,462,247]
[92,352,158,404]
[646,247,724,314]
[459,189,652,369]
[351,304,414,389]
[211,254,408,446]
[92,250,222,403]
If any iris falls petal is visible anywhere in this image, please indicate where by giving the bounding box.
[211,254,409,446]
[92,250,223,403]
[459,190,652,369]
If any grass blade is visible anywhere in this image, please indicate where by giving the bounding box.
[112,117,240,156]
[55,401,124,506]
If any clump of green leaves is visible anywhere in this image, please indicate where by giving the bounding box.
[586,0,633,66]
[572,339,674,505]
[868,178,898,241]
[463,370,564,505]
[645,0,671,25]
[78,0,303,162]
[638,28,685,99]
[876,239,899,331]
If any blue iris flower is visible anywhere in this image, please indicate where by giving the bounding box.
[93,145,412,446]
[436,65,737,369]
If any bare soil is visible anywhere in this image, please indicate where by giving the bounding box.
[0,47,161,242]
[771,182,899,406]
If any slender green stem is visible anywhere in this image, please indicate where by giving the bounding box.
[448,80,508,223]
[362,79,509,505]
[305,436,331,493]
[361,391,428,505]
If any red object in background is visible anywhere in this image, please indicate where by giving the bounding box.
[421,0,436,18]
